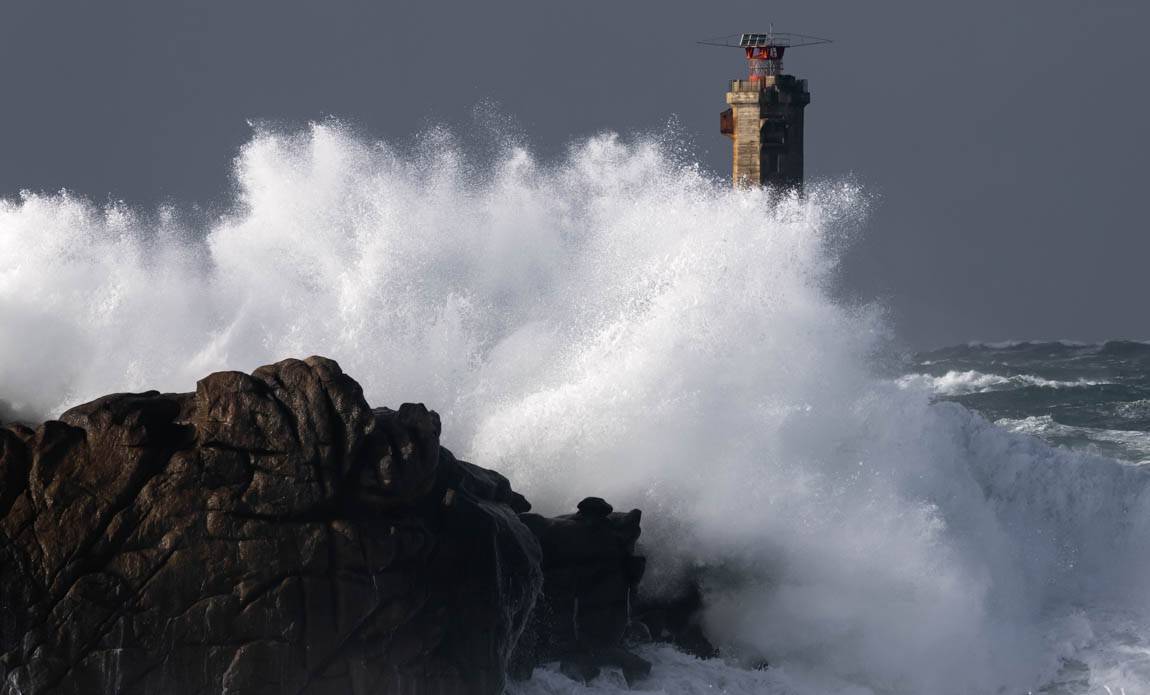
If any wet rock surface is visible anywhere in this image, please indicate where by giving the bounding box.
[514,497,653,685]
[0,356,716,693]
[0,357,542,695]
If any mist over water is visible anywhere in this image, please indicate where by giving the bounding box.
[3,123,1150,693]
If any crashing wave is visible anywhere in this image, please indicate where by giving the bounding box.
[3,122,1150,694]
[997,414,1150,465]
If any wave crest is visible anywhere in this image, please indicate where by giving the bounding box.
[897,369,1105,396]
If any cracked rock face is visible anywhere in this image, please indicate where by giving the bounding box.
[0,356,542,695]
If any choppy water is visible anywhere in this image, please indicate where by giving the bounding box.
[3,122,1150,694]
[903,341,1150,465]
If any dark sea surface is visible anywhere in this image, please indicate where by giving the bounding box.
[904,340,1150,464]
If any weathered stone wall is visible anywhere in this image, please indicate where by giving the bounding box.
[724,76,810,190]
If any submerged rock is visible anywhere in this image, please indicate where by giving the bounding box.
[633,582,719,660]
[0,357,541,695]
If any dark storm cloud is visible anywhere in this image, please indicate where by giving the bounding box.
[0,0,1145,348]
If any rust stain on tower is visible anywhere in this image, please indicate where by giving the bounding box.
[703,30,829,190]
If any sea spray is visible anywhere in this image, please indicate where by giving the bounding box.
[2,122,1149,693]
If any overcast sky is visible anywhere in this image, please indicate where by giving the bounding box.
[1,0,1146,348]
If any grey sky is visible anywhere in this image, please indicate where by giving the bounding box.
[1,0,1146,348]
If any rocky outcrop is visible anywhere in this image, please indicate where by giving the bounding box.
[0,357,541,695]
[514,497,652,685]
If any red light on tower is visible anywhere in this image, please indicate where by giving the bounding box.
[700,29,829,81]
[745,44,786,80]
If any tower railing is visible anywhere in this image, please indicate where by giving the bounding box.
[748,57,783,78]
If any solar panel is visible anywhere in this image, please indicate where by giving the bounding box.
[738,33,803,48]
[740,34,777,46]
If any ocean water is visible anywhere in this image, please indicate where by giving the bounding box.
[903,341,1150,465]
[3,123,1150,694]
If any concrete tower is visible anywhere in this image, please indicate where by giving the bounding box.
[709,32,827,190]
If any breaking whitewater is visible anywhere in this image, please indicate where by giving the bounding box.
[3,123,1150,694]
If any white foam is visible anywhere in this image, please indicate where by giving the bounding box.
[897,369,1104,395]
[2,123,1149,694]
[508,645,872,695]
[997,415,1150,465]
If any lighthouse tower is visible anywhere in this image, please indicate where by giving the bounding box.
[707,32,828,190]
